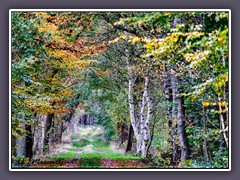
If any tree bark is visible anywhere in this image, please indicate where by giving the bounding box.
[15,116,26,157]
[125,48,141,154]
[117,122,124,146]
[171,72,179,164]
[177,95,190,161]
[56,120,63,144]
[174,75,190,161]
[49,120,55,146]
[15,120,26,157]
[202,105,209,161]
[125,123,134,153]
[163,67,178,162]
[141,72,153,157]
[218,96,228,147]
[33,115,45,157]
[125,48,153,157]
[16,136,26,157]
[25,124,33,159]
[43,113,53,154]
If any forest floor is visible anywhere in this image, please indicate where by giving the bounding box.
[30,125,149,169]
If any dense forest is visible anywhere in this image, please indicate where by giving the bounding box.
[11,11,229,169]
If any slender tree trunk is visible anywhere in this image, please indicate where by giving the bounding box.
[163,70,173,130]
[126,123,134,153]
[163,68,176,161]
[175,76,190,161]
[202,105,209,161]
[223,85,228,125]
[141,72,153,157]
[49,120,55,146]
[25,124,33,159]
[176,95,190,161]
[32,117,39,157]
[127,71,138,137]
[218,96,228,147]
[146,119,156,156]
[219,52,228,148]
[171,72,179,164]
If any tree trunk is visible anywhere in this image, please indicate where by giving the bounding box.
[174,75,190,161]
[202,105,209,161]
[141,72,153,157]
[43,113,53,154]
[56,120,63,144]
[117,122,124,146]
[163,70,173,130]
[163,67,177,162]
[146,119,156,156]
[125,48,142,154]
[16,136,26,157]
[218,96,228,147]
[33,115,45,157]
[49,120,56,146]
[125,123,134,153]
[15,120,26,157]
[125,48,153,157]
[177,95,190,161]
[25,124,33,159]
[171,72,179,164]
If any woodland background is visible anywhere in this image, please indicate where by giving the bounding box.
[11,11,229,169]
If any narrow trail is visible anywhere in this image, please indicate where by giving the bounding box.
[30,125,148,168]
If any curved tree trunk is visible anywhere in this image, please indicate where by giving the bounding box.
[125,48,153,157]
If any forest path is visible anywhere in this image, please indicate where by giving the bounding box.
[30,125,148,168]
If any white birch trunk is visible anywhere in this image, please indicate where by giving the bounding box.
[218,96,228,147]
[125,49,142,154]
[141,72,153,157]
[125,49,153,157]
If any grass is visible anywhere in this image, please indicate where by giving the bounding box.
[78,159,101,168]
[80,153,142,160]
[92,139,109,147]
[52,151,80,159]
[53,139,141,160]
[46,125,144,168]
[52,137,142,161]
[28,125,148,168]
[72,139,91,147]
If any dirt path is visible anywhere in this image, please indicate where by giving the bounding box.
[30,125,148,169]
